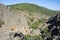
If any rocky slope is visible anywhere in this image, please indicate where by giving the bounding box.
[0,3,56,40]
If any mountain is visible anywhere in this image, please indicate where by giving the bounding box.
[0,3,59,40]
[8,3,58,16]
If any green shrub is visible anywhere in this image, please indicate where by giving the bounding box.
[0,20,4,27]
[43,27,51,37]
[30,20,43,29]
[24,35,43,40]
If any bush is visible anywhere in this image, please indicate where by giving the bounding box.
[30,20,43,29]
[0,20,4,27]
[24,35,43,40]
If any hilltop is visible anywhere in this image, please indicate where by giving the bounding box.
[8,3,58,16]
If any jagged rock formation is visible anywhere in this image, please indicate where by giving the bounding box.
[0,4,50,40]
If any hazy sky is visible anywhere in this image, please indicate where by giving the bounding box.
[0,0,60,10]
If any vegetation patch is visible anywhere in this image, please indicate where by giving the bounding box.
[24,35,43,40]
[43,27,51,37]
[0,19,4,27]
[30,20,43,29]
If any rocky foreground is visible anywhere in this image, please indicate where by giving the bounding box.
[0,4,50,40]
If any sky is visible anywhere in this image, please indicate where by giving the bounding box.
[0,0,60,10]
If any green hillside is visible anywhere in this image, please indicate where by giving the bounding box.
[8,3,58,16]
